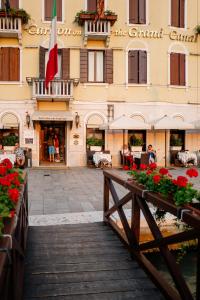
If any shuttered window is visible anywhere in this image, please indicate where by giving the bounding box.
[0,47,20,81]
[170,52,185,86]
[88,51,104,82]
[39,46,70,79]
[171,0,185,28]
[44,0,62,21]
[129,0,146,24]
[1,0,19,9]
[87,0,97,11]
[128,50,147,84]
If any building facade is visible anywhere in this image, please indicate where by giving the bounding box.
[0,0,200,167]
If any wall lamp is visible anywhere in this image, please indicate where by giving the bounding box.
[73,78,80,87]
[26,112,31,128]
[26,77,33,85]
[75,112,80,128]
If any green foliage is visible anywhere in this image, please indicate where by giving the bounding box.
[2,135,18,146]
[86,137,104,146]
[130,134,143,146]
[174,186,199,206]
[0,8,30,24]
[104,10,117,16]
[195,25,200,34]
[170,135,183,146]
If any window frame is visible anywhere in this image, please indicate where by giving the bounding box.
[127,0,149,26]
[0,46,22,84]
[169,50,187,88]
[42,0,64,24]
[169,0,187,29]
[127,48,149,86]
[88,50,105,83]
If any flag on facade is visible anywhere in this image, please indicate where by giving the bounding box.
[45,0,58,89]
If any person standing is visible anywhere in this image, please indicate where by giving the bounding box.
[54,134,60,162]
[48,134,55,162]
[14,143,25,168]
[147,144,156,164]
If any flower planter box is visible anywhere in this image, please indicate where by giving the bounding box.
[76,13,117,26]
[90,146,102,151]
[131,146,143,152]
[170,146,182,151]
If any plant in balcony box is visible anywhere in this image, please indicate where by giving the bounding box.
[0,158,24,236]
[170,135,183,151]
[130,135,143,152]
[0,8,30,24]
[195,25,200,35]
[74,10,96,25]
[86,137,104,151]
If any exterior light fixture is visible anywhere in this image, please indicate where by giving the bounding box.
[75,112,80,128]
[26,112,31,128]
[73,78,80,87]
[26,77,33,85]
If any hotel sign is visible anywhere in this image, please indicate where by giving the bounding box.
[25,25,197,43]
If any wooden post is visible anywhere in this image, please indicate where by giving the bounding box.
[103,174,109,223]
[131,193,140,245]
[197,237,200,300]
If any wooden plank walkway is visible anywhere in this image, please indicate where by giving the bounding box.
[23,222,164,300]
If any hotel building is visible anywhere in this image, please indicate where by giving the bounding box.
[0,0,199,167]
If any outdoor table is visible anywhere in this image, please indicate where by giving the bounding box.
[0,154,16,165]
[93,152,112,167]
[177,151,197,166]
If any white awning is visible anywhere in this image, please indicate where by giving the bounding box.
[1,113,19,129]
[100,115,151,130]
[31,111,73,122]
[153,115,194,130]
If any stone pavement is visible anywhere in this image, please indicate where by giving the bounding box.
[28,167,200,226]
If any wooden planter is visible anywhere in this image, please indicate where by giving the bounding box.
[77,13,117,26]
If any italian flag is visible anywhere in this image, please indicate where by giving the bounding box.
[45,0,58,89]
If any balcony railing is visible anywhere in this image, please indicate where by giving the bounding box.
[32,79,73,100]
[84,20,111,46]
[0,17,22,40]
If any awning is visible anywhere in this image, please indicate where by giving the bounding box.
[1,113,19,129]
[100,115,151,130]
[31,111,73,122]
[153,115,194,130]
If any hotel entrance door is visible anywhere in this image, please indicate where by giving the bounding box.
[39,122,66,164]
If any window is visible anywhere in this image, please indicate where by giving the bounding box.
[128,50,147,84]
[170,52,185,86]
[87,0,97,11]
[0,47,20,81]
[129,0,146,24]
[88,51,104,82]
[171,0,185,28]
[44,0,62,21]
[39,47,70,79]
[0,0,19,9]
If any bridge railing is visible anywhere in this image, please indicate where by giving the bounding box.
[0,174,28,300]
[103,170,200,300]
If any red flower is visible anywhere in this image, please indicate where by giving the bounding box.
[140,164,147,170]
[12,179,20,187]
[9,210,15,218]
[0,177,11,187]
[153,175,161,184]
[8,188,19,203]
[149,162,157,170]
[186,168,199,178]
[176,176,188,188]
[2,158,12,169]
[131,164,137,170]
[146,170,152,175]
[159,168,168,175]
[123,165,129,170]
[0,166,7,176]
[172,179,178,185]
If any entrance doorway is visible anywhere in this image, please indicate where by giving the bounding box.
[39,122,66,165]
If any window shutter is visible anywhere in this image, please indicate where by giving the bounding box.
[80,49,88,83]
[105,49,113,84]
[62,49,70,80]
[87,0,97,11]
[139,0,146,24]
[129,0,138,24]
[10,0,19,9]
[9,48,20,81]
[179,53,185,86]
[170,52,179,85]
[139,51,147,84]
[179,0,185,28]
[39,46,46,79]
[128,50,138,84]
[44,0,53,21]
[57,0,62,21]
[171,0,179,27]
[0,48,9,81]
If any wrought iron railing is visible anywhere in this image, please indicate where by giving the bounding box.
[103,170,200,300]
[32,79,73,99]
[0,175,28,300]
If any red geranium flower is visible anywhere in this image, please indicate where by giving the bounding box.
[159,168,168,175]
[2,158,12,169]
[176,176,188,188]
[9,210,15,218]
[146,170,152,175]
[131,164,137,170]
[123,165,129,170]
[153,174,161,184]
[186,168,199,178]
[12,179,20,187]
[140,164,147,170]
[8,188,19,203]
[0,177,11,187]
[149,162,157,170]
[0,166,7,176]
[172,179,178,185]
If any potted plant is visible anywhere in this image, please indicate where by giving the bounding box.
[170,135,183,151]
[74,9,117,26]
[0,8,30,25]
[86,137,104,151]
[130,135,143,152]
[195,24,200,35]
[2,135,19,152]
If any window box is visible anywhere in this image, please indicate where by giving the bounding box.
[0,8,30,24]
[90,146,102,151]
[75,11,117,26]
[131,146,143,152]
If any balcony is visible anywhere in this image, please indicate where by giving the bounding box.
[32,79,73,101]
[84,20,111,46]
[0,16,22,41]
